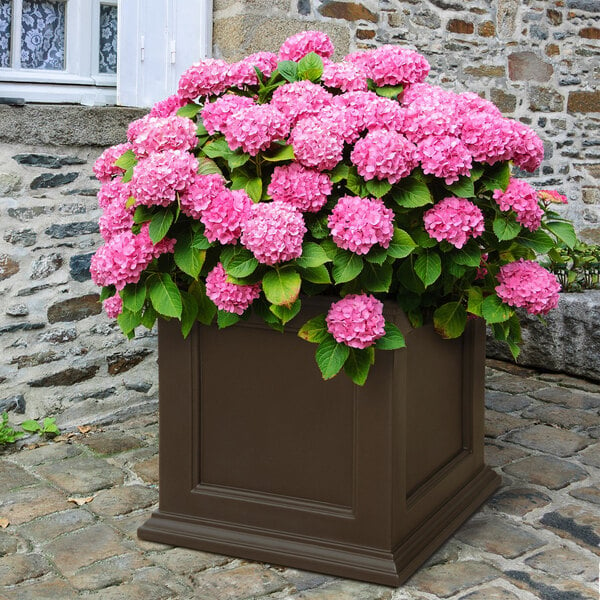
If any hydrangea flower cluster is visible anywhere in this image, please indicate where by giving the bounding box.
[495,260,561,315]
[241,202,307,265]
[92,29,573,384]
[493,178,544,231]
[328,195,395,255]
[424,197,485,249]
[326,294,386,349]
[205,263,261,314]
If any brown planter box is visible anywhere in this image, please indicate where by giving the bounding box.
[138,299,500,586]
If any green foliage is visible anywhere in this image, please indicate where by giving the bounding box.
[21,417,60,438]
[543,241,600,291]
[0,413,23,446]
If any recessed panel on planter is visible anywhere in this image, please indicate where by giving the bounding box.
[198,323,355,508]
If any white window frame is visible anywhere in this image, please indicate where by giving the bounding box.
[0,0,118,105]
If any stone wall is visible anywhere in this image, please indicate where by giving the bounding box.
[0,106,149,430]
[213,0,600,242]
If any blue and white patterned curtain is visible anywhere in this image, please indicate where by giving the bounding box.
[99,4,117,74]
[21,0,65,70]
[0,0,11,68]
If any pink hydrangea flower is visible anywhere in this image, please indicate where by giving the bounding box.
[460,113,513,165]
[201,189,252,245]
[321,60,368,92]
[244,52,279,77]
[278,30,334,62]
[90,224,175,290]
[506,120,545,172]
[416,135,473,185]
[128,115,197,158]
[362,96,406,133]
[97,180,131,210]
[201,95,255,135]
[454,92,502,120]
[496,259,561,315]
[178,59,231,100]
[93,143,132,183]
[326,294,386,349]
[99,198,135,242]
[267,163,332,213]
[271,80,334,125]
[205,262,261,315]
[351,129,417,184]
[401,94,459,143]
[401,82,447,106]
[423,197,485,249]
[180,173,228,220]
[328,195,395,255]
[227,52,279,87]
[149,94,187,118]
[223,104,289,156]
[131,150,198,207]
[103,294,123,318]
[493,178,543,231]
[289,116,345,171]
[241,202,306,265]
[346,45,430,87]
[538,189,568,204]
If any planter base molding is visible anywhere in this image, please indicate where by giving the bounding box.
[139,302,501,586]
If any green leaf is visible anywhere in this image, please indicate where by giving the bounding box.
[262,267,301,307]
[221,245,259,278]
[453,242,482,267]
[117,308,141,335]
[198,157,223,176]
[482,294,512,324]
[114,149,137,170]
[329,163,349,183]
[203,138,235,160]
[516,230,555,254]
[121,282,146,313]
[140,305,157,330]
[148,210,174,244]
[332,252,364,284]
[189,280,216,325]
[366,178,392,198]
[388,228,417,259]
[176,103,202,118]
[174,230,205,278]
[470,164,485,181]
[374,85,404,99]
[296,242,331,268]
[360,262,393,293]
[228,152,251,170]
[493,214,521,241]
[277,60,298,82]
[480,161,511,192]
[467,287,484,316]
[308,214,330,239]
[297,52,324,82]
[217,310,241,329]
[299,264,331,284]
[444,176,475,198]
[270,298,301,324]
[546,221,577,248]
[21,419,41,433]
[433,302,467,339]
[262,144,295,162]
[392,178,433,208]
[41,418,59,436]
[230,169,262,202]
[196,121,208,137]
[414,252,442,287]
[364,245,389,265]
[346,168,369,197]
[191,232,212,250]
[375,323,406,350]
[180,291,198,339]
[344,347,374,386]
[148,273,182,318]
[315,337,350,380]
[298,314,328,344]
[133,205,153,224]
[100,286,116,302]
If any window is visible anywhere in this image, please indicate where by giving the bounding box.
[0,0,118,104]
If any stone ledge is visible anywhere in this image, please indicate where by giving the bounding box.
[0,105,147,147]
[487,290,600,382]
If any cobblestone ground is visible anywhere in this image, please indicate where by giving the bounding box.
[1,359,599,600]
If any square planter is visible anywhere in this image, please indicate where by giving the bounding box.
[138,298,500,586]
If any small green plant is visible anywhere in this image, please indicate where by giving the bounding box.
[544,242,600,292]
[21,417,60,438]
[0,412,24,446]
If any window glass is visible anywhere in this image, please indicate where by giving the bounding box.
[21,0,65,70]
[0,0,12,68]
[99,3,117,74]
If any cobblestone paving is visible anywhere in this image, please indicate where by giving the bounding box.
[1,360,599,599]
